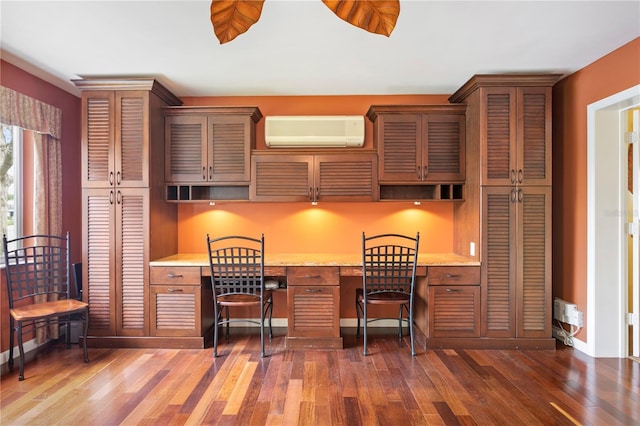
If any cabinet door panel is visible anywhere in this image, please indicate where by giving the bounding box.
[165,115,208,182]
[482,187,517,337]
[83,92,115,188]
[315,154,378,201]
[517,187,552,337]
[116,189,149,336]
[482,88,517,186]
[251,155,312,201]
[424,114,465,181]
[116,91,148,187]
[83,189,116,335]
[518,87,552,186]
[210,116,252,182]
[377,114,421,182]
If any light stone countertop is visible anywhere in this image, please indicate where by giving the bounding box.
[149,252,480,267]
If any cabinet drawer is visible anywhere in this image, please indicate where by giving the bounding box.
[428,285,480,337]
[428,266,480,286]
[287,285,340,338]
[287,267,339,286]
[150,266,202,285]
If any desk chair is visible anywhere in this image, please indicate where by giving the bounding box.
[206,234,273,358]
[356,232,419,356]
[3,233,89,380]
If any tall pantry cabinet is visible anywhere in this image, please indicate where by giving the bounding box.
[73,78,181,338]
[450,74,560,348]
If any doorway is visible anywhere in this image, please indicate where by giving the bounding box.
[587,85,640,358]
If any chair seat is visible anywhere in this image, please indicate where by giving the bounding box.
[217,290,273,306]
[10,299,88,322]
[356,288,409,304]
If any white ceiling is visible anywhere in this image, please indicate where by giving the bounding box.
[1,1,639,98]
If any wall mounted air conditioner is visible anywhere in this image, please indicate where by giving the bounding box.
[265,115,365,147]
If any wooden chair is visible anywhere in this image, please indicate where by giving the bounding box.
[206,234,273,358]
[3,232,89,380]
[356,232,420,356]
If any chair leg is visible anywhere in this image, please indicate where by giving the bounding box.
[355,299,362,337]
[8,317,14,370]
[260,304,266,358]
[409,303,415,356]
[82,312,89,363]
[362,303,368,356]
[65,316,72,349]
[213,304,220,358]
[17,321,25,381]
[225,306,230,340]
[398,305,404,339]
[266,297,273,339]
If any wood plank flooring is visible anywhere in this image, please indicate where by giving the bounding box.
[1,332,638,425]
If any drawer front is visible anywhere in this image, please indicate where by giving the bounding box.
[287,266,340,286]
[428,266,480,286]
[429,285,480,337]
[150,266,201,285]
[287,285,340,337]
[150,285,201,337]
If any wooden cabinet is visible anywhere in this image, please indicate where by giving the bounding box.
[74,78,181,339]
[481,186,551,338]
[251,152,378,202]
[164,107,262,183]
[366,105,466,183]
[450,74,559,348]
[149,266,214,338]
[479,86,552,187]
[427,266,481,338]
[286,266,342,349]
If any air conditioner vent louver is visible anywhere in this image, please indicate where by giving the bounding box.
[265,115,365,148]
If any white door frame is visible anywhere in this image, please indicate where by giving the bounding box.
[586,84,640,357]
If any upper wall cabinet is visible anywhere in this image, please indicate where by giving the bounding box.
[366,105,466,183]
[164,107,262,183]
[250,151,379,202]
[449,77,555,187]
[79,88,178,189]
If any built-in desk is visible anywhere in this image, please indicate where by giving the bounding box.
[149,253,479,349]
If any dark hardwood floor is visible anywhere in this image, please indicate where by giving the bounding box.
[1,331,638,425]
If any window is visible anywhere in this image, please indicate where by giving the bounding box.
[1,124,22,256]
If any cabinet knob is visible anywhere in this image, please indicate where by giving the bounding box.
[416,165,421,179]
[109,171,114,186]
[511,169,517,184]
[518,169,524,184]
[305,288,323,293]
[167,288,183,293]
[445,288,461,293]
[445,273,460,279]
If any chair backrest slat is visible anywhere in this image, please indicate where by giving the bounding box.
[362,232,419,295]
[207,234,264,296]
[3,233,71,307]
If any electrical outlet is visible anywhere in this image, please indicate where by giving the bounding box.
[470,242,476,257]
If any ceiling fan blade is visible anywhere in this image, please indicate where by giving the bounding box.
[210,0,265,44]
[322,0,400,37]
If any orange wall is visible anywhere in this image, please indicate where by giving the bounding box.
[0,60,82,354]
[552,37,640,342]
[177,94,453,254]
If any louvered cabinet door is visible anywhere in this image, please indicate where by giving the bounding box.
[209,115,252,182]
[481,187,517,337]
[165,115,208,182]
[115,188,149,336]
[250,154,313,201]
[82,91,115,188]
[480,87,517,186]
[516,187,552,338]
[83,188,117,335]
[517,87,552,186]
[115,91,149,187]
[315,154,379,201]
[377,114,422,182]
[423,113,465,182]
[429,286,480,337]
